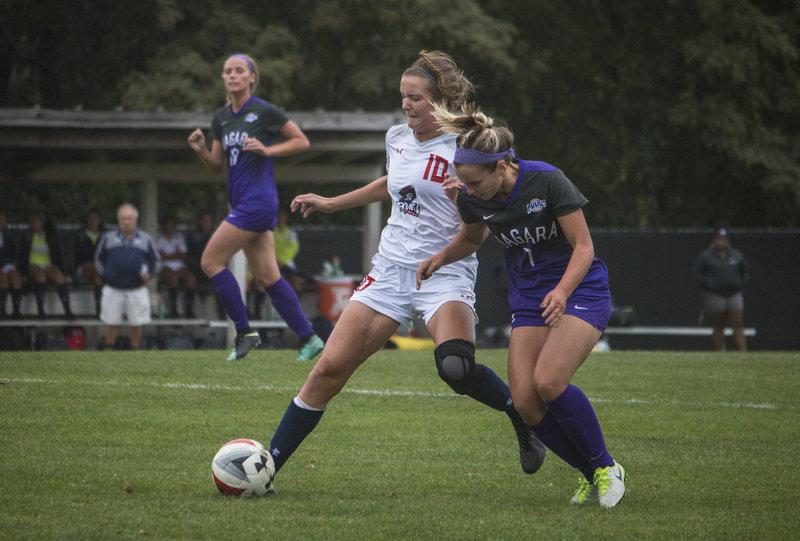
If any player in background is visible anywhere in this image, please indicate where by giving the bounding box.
[417,104,626,508]
[267,50,546,486]
[188,53,324,362]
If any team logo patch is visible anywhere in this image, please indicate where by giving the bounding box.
[397,185,421,217]
[244,113,258,123]
[355,275,376,292]
[526,198,547,214]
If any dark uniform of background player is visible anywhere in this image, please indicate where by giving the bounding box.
[0,210,24,318]
[417,104,625,508]
[693,226,749,351]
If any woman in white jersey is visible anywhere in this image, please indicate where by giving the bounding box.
[265,51,545,485]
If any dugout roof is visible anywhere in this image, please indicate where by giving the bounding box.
[0,107,404,271]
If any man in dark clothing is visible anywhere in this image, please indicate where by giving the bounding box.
[74,209,105,316]
[693,227,750,351]
[95,203,159,349]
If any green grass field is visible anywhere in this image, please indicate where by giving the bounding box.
[1,349,799,540]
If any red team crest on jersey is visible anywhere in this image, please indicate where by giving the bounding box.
[355,274,376,292]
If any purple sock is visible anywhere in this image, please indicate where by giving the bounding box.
[210,269,250,332]
[547,384,614,470]
[266,278,314,339]
[532,409,594,481]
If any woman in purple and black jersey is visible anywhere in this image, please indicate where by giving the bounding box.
[188,53,323,362]
[417,104,626,508]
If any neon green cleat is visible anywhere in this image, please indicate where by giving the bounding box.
[594,462,626,508]
[296,334,324,362]
[226,330,261,361]
[570,477,598,505]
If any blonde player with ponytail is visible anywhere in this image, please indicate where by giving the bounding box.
[264,51,546,487]
[418,104,626,508]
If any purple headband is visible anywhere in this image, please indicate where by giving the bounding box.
[230,54,256,73]
[454,147,516,165]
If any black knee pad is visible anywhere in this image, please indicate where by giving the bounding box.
[434,339,477,395]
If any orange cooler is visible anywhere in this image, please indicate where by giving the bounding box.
[317,276,356,322]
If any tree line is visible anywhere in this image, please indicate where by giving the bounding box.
[2,0,799,227]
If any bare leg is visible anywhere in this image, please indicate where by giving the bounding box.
[729,309,747,351]
[707,311,726,351]
[129,326,143,349]
[298,301,398,408]
[103,325,119,348]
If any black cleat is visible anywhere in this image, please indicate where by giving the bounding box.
[227,330,261,361]
[511,415,546,474]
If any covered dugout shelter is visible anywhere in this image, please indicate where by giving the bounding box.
[0,107,405,273]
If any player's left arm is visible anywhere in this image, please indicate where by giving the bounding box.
[540,209,595,326]
[243,120,310,157]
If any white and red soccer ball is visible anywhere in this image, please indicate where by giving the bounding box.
[211,438,275,497]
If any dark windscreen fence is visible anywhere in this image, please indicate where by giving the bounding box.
[474,229,800,351]
[292,227,800,350]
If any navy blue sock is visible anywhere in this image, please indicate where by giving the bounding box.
[269,399,324,473]
[11,288,22,314]
[466,364,512,412]
[56,284,72,314]
[34,283,46,315]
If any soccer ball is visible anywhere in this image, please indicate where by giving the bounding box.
[211,438,275,496]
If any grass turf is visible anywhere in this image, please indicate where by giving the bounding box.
[1,349,799,539]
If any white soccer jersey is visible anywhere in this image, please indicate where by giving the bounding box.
[377,124,478,282]
[156,232,187,272]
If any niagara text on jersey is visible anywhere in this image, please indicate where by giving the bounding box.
[379,124,477,281]
[456,160,589,278]
[208,96,288,215]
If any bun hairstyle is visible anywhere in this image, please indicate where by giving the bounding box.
[433,103,515,170]
[403,50,474,110]
[223,53,259,104]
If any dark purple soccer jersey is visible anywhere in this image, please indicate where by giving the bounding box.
[457,160,610,311]
[208,96,288,214]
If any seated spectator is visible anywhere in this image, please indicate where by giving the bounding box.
[74,209,105,316]
[18,212,73,318]
[186,211,223,318]
[251,209,308,318]
[96,203,159,349]
[157,216,197,318]
[0,210,23,318]
[274,209,309,292]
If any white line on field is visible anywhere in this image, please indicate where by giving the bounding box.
[0,377,779,410]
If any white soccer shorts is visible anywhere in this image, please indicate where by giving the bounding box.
[100,285,152,326]
[349,254,476,330]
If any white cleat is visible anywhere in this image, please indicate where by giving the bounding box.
[594,462,626,508]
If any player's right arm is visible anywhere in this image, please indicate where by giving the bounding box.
[416,221,488,289]
[291,175,389,218]
[188,129,226,173]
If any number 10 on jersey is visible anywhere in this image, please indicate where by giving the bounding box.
[423,153,449,183]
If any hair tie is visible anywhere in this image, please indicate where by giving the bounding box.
[410,65,436,83]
